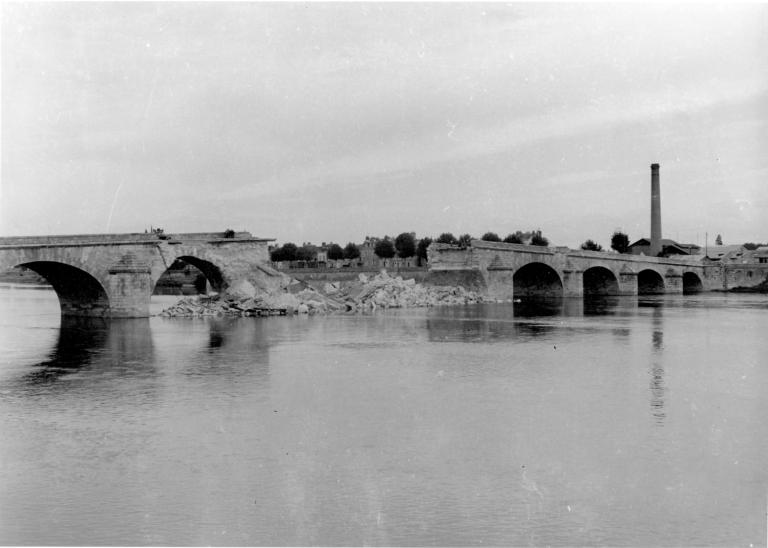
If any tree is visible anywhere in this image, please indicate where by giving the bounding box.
[611,231,630,254]
[270,242,298,262]
[715,234,723,246]
[296,245,317,262]
[581,239,603,251]
[504,233,523,244]
[374,237,396,259]
[343,242,361,260]
[223,228,236,238]
[456,233,472,247]
[327,243,344,261]
[416,237,432,262]
[481,232,501,242]
[394,232,416,258]
[436,232,458,245]
[530,230,549,247]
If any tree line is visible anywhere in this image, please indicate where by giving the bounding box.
[271,229,764,264]
[270,230,555,264]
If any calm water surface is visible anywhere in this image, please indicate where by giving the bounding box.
[1,285,767,546]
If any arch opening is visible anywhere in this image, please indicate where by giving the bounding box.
[638,269,665,295]
[513,262,563,299]
[583,266,619,296]
[153,259,210,295]
[683,272,704,294]
[19,261,110,317]
[153,256,224,296]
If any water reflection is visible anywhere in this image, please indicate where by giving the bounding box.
[167,317,273,387]
[514,297,564,317]
[426,298,633,343]
[582,296,621,316]
[426,304,558,342]
[15,317,155,389]
[649,306,666,426]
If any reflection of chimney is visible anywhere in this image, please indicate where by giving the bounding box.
[650,163,662,256]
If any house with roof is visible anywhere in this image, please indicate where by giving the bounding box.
[628,238,701,257]
[748,246,768,264]
[704,244,747,263]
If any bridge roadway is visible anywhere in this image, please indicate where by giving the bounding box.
[0,232,282,317]
[427,240,715,300]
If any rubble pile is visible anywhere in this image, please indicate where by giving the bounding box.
[330,271,487,312]
[158,270,487,317]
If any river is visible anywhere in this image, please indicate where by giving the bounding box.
[1,284,766,546]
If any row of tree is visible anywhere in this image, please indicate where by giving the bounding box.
[463,230,550,246]
[271,230,554,264]
[271,242,361,263]
[271,229,642,264]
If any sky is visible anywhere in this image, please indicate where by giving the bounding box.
[2,2,767,249]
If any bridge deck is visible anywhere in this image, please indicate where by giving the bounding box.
[0,232,274,249]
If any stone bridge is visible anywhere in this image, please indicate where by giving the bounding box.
[427,240,718,300]
[0,232,284,317]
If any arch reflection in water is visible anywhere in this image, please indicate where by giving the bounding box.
[581,295,621,316]
[426,303,561,343]
[19,317,155,389]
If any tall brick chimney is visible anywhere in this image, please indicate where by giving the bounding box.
[650,163,662,256]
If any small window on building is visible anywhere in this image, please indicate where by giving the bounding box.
[747,271,753,278]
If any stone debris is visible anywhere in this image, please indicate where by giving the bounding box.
[158,270,487,317]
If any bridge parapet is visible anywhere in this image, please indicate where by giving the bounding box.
[0,231,271,248]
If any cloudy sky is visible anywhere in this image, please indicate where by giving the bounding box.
[2,2,766,248]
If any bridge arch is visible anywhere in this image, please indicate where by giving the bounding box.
[683,272,704,294]
[583,266,619,296]
[513,262,563,298]
[638,269,665,295]
[152,255,225,295]
[18,261,111,316]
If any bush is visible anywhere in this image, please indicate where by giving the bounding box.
[580,239,603,251]
[530,231,549,247]
[435,232,458,245]
[457,234,473,247]
[481,232,501,242]
[223,229,236,239]
[504,233,523,244]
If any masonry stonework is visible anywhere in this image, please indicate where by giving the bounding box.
[428,240,717,300]
[0,232,283,318]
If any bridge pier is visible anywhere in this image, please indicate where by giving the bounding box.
[485,268,515,301]
[562,269,583,298]
[107,262,153,318]
[664,273,684,295]
[618,271,639,296]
